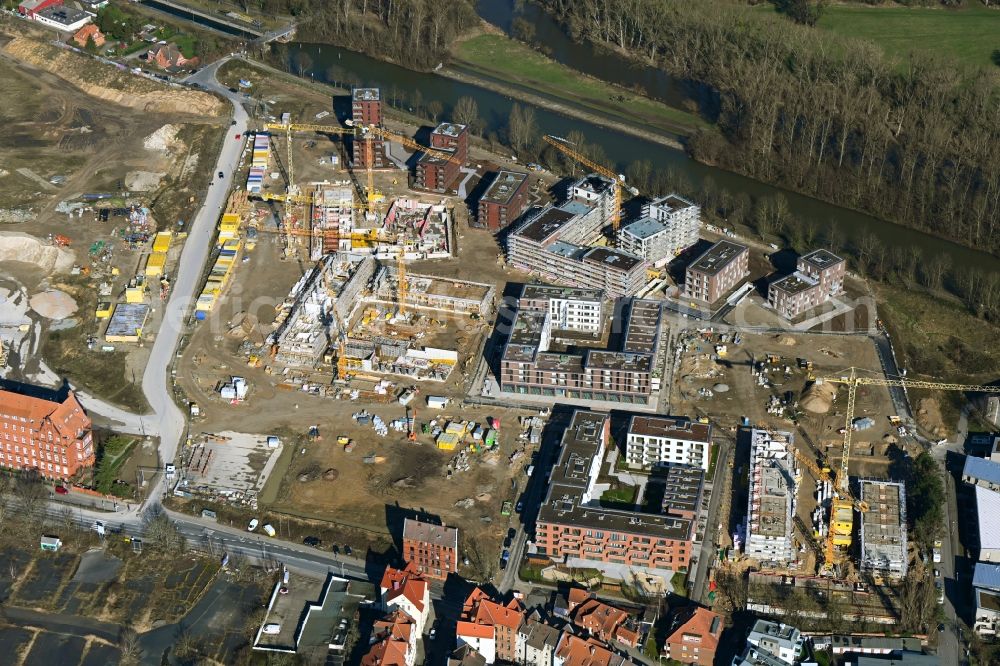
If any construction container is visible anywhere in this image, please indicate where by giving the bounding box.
[125,287,144,304]
[436,433,459,450]
[145,252,167,276]
[95,301,113,319]
[152,231,172,253]
[427,396,449,409]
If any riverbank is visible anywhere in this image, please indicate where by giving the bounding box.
[450,30,706,141]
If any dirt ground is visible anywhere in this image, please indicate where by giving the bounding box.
[0,38,226,409]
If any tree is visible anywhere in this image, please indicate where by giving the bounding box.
[426,100,443,123]
[512,17,536,44]
[118,625,142,666]
[452,96,480,130]
[142,506,185,554]
[14,469,47,531]
[774,0,826,27]
[507,103,537,156]
[84,35,98,54]
[292,51,313,77]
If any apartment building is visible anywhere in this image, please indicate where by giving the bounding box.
[768,248,846,319]
[618,194,701,267]
[973,563,1000,636]
[379,563,430,635]
[534,411,697,579]
[351,88,385,169]
[662,606,722,666]
[507,179,649,298]
[456,588,525,664]
[415,122,468,193]
[744,619,804,665]
[518,284,604,334]
[499,299,661,405]
[858,480,908,580]
[744,429,797,564]
[625,415,713,470]
[570,174,618,229]
[402,518,458,580]
[683,240,749,303]
[554,633,638,666]
[0,388,93,479]
[516,614,561,666]
[477,170,530,231]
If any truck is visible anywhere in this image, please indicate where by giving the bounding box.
[526,465,535,478]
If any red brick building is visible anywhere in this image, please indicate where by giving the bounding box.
[573,596,642,648]
[456,587,525,663]
[402,518,458,580]
[477,170,530,231]
[0,389,93,479]
[352,88,385,169]
[683,240,749,303]
[415,123,468,193]
[534,411,697,578]
[662,606,722,666]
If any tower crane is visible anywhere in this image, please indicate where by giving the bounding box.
[818,367,1000,559]
[542,134,634,235]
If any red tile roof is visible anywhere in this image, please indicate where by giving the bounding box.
[380,564,428,614]
[456,620,494,640]
[556,635,618,666]
[360,637,409,666]
[664,607,722,653]
[573,599,630,643]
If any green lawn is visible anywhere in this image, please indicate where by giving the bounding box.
[600,484,638,506]
[706,441,720,481]
[817,5,1000,70]
[452,33,709,134]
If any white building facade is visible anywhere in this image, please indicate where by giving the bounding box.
[625,415,712,470]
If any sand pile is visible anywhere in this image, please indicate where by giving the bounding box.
[144,124,180,152]
[775,334,797,346]
[801,381,837,413]
[29,289,77,319]
[0,232,74,273]
[125,171,166,191]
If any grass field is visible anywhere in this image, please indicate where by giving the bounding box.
[817,4,1000,69]
[452,33,709,135]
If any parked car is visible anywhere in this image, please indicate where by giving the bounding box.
[429,628,436,641]
[262,623,281,635]
[303,536,322,548]
[54,485,68,495]
[218,171,225,179]
[515,501,524,513]
[331,545,340,554]
[247,519,259,532]
[344,545,353,556]
[262,524,276,537]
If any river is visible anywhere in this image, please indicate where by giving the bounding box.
[143,0,998,271]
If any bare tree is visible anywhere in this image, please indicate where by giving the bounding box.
[426,100,443,123]
[118,625,142,666]
[142,506,185,554]
[452,96,480,132]
[14,469,47,533]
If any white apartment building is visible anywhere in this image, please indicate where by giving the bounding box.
[625,415,712,470]
[570,174,618,230]
[519,284,604,334]
[744,619,803,665]
[744,429,796,564]
[618,194,701,267]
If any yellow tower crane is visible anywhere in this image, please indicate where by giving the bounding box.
[819,368,1000,555]
[542,134,631,235]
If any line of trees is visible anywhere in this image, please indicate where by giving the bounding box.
[248,0,478,70]
[538,0,1000,256]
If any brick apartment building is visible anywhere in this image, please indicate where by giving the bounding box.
[351,88,386,169]
[0,388,93,479]
[534,411,700,579]
[768,248,846,319]
[402,518,458,580]
[477,170,530,231]
[683,240,749,303]
[662,606,722,666]
[456,588,525,664]
[499,298,662,405]
[625,415,713,471]
[414,122,468,193]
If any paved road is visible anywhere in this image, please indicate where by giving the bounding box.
[139,59,249,507]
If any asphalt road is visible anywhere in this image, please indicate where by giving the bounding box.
[139,59,249,508]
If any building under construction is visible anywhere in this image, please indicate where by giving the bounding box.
[268,254,376,368]
[309,183,355,259]
[372,266,494,316]
[858,479,908,580]
[744,429,797,565]
[348,198,452,261]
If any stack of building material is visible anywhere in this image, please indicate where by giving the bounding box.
[196,238,241,319]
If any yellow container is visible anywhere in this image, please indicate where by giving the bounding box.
[95,301,113,319]
[125,287,144,304]
[145,252,167,276]
[152,231,172,254]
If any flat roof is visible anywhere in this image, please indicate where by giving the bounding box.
[771,272,817,295]
[585,350,651,372]
[538,410,693,541]
[432,122,467,138]
[688,240,748,276]
[976,485,1000,552]
[964,456,1000,486]
[660,465,705,515]
[352,88,380,101]
[38,5,90,24]
[520,283,603,304]
[106,303,149,338]
[582,247,644,272]
[480,170,529,206]
[859,480,907,575]
[621,217,668,241]
[974,561,1000,592]
[628,415,711,443]
[651,193,696,213]
[547,240,583,258]
[515,206,577,243]
[801,248,844,270]
[621,299,661,352]
[572,174,614,196]
[977,588,1000,613]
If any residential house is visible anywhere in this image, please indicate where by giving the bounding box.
[516,612,562,666]
[744,619,803,665]
[379,563,430,635]
[456,588,525,664]
[662,606,722,666]
[554,633,638,666]
[973,562,1000,636]
[572,596,642,648]
[361,609,417,666]
[402,517,458,580]
[145,43,198,71]
[72,23,105,48]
